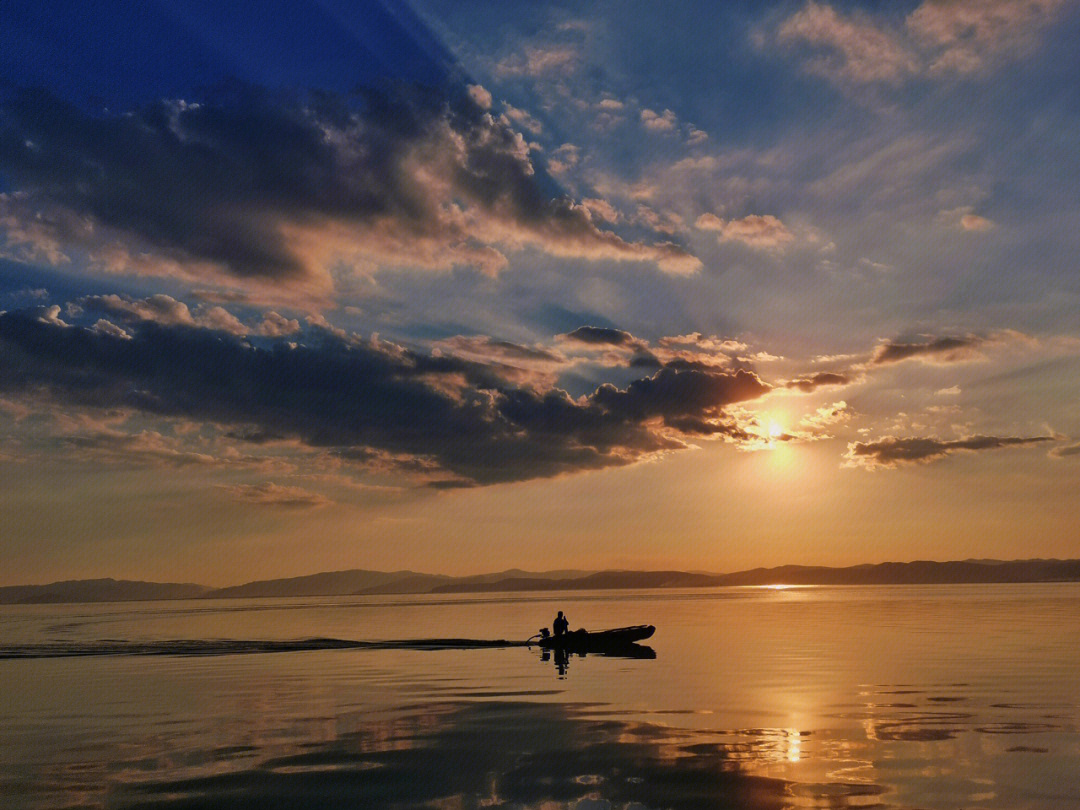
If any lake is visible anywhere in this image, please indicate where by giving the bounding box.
[1,583,1078,809]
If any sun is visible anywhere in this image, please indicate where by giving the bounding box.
[768,421,785,440]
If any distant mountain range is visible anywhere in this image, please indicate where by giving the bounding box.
[3,559,1079,604]
[0,578,208,604]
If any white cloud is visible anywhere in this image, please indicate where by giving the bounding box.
[694,213,725,231]
[37,305,68,327]
[640,108,677,132]
[700,214,794,248]
[92,319,131,340]
[686,126,709,146]
[495,45,580,77]
[908,0,1067,75]
[777,1,918,84]
[256,311,302,337]
[195,305,247,336]
[775,0,1068,85]
[503,104,543,135]
[547,143,580,175]
[466,84,493,110]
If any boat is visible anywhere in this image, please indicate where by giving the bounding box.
[531,624,655,652]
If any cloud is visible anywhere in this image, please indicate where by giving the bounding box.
[466,84,492,110]
[960,213,995,231]
[80,294,196,327]
[845,433,1054,469]
[871,335,985,365]
[0,85,698,291]
[907,0,1067,75]
[784,371,853,392]
[800,400,853,433]
[436,335,564,364]
[559,326,648,351]
[35,305,68,327]
[495,45,580,77]
[0,309,771,485]
[776,2,918,84]
[632,206,685,235]
[939,206,996,232]
[556,328,760,372]
[432,335,567,389]
[657,333,747,354]
[216,482,331,509]
[0,397,32,421]
[60,430,220,468]
[776,0,1067,85]
[189,305,247,336]
[640,108,677,132]
[698,214,793,249]
[92,319,131,340]
[503,104,543,135]
[1049,442,1080,459]
[4,287,48,301]
[79,294,247,335]
[256,311,302,337]
[581,198,620,223]
[651,333,750,369]
[686,126,709,146]
[547,143,580,175]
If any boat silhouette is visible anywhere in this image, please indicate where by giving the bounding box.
[528,624,655,655]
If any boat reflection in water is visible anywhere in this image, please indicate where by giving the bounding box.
[539,641,656,677]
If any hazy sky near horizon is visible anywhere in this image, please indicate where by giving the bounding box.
[1,0,1079,585]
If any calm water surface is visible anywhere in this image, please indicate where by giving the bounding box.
[1,584,1078,809]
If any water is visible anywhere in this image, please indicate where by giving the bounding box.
[1,584,1078,809]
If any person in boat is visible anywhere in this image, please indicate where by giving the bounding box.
[553,610,569,637]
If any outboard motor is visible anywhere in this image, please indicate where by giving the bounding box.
[526,627,552,646]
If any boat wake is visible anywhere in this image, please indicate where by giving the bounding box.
[0,637,531,660]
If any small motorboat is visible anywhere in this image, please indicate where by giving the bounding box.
[529,624,655,653]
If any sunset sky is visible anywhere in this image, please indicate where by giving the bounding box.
[2,0,1078,585]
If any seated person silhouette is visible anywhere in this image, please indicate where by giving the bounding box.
[553,610,569,637]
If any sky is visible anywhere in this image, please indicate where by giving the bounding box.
[1,0,1078,585]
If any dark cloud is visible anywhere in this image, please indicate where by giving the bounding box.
[222,427,286,445]
[784,371,852,392]
[432,335,568,391]
[591,366,767,423]
[871,336,983,365]
[0,309,770,485]
[662,414,752,439]
[435,335,565,364]
[628,353,664,369]
[0,84,698,290]
[557,326,662,370]
[846,434,1054,469]
[561,326,645,348]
